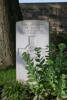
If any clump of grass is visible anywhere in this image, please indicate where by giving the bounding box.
[1,81,32,100]
[0,67,16,86]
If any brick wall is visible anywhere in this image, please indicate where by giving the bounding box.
[20,3,67,43]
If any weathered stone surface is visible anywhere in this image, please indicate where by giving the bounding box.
[16,20,49,81]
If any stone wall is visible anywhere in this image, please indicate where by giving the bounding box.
[20,3,67,43]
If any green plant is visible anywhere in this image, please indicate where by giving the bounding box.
[1,81,31,100]
[46,43,67,100]
[0,68,16,86]
[22,48,45,100]
[22,43,67,100]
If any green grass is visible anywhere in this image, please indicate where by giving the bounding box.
[0,68,16,85]
[0,68,32,100]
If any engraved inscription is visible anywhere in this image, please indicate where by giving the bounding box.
[16,20,49,81]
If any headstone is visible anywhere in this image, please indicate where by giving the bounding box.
[16,20,49,82]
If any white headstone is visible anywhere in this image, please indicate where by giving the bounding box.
[16,20,49,82]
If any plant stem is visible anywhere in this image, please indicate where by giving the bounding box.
[56,96,60,100]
